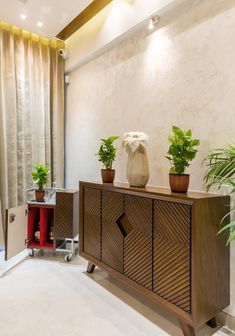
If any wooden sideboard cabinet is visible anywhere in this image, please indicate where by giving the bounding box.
[79,181,230,336]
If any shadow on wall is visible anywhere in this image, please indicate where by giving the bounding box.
[93,0,235,72]
[76,0,138,47]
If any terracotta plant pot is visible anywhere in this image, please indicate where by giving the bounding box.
[35,190,45,202]
[169,174,190,193]
[101,169,115,183]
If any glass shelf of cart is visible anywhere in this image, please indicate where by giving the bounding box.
[26,187,56,206]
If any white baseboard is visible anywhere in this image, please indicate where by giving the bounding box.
[0,250,28,277]
[218,312,235,333]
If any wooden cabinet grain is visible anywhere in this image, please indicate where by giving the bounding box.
[102,190,124,272]
[124,195,152,290]
[79,182,230,336]
[83,187,101,260]
[153,200,191,313]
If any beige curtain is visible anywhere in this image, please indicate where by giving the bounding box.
[0,23,65,246]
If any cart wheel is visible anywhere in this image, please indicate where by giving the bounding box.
[65,254,72,262]
[29,249,35,257]
[74,247,78,256]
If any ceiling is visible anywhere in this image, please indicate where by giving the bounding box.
[0,0,93,39]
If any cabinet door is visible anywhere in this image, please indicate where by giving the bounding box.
[124,195,152,290]
[102,191,124,273]
[153,200,191,314]
[83,187,101,260]
[5,205,28,260]
[54,191,76,239]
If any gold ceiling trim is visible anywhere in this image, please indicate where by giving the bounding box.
[56,0,113,41]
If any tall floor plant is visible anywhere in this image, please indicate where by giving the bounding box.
[203,145,235,245]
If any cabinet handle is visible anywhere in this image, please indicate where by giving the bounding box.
[116,214,133,237]
[9,213,16,223]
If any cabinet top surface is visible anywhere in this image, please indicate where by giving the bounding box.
[80,181,229,200]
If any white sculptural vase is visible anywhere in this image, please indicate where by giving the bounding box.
[126,144,149,188]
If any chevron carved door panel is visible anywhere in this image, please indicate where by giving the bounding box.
[124,195,153,290]
[102,191,124,273]
[54,191,75,239]
[83,187,101,260]
[153,200,191,314]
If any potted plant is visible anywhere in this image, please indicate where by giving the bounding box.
[204,145,235,245]
[97,136,119,183]
[32,163,50,202]
[166,126,200,193]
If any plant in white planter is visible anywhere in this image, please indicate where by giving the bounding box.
[123,132,149,188]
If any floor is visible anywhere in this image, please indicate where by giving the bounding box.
[0,252,234,336]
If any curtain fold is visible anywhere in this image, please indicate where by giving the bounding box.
[50,47,65,187]
[0,23,65,246]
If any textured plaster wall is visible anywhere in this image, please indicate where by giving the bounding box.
[65,0,175,73]
[66,0,235,317]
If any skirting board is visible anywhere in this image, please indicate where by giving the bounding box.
[0,249,28,277]
[218,312,235,333]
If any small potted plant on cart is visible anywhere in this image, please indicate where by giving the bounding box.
[166,126,200,193]
[32,163,49,202]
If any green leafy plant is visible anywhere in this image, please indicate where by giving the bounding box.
[203,145,235,245]
[203,146,235,190]
[166,126,200,174]
[97,136,119,170]
[218,211,235,246]
[32,163,49,191]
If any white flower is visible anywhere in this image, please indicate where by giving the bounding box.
[123,132,149,152]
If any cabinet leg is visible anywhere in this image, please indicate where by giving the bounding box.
[178,320,195,336]
[206,317,217,329]
[87,262,96,274]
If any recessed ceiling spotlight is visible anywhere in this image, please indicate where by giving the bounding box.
[148,15,160,30]
[37,21,43,28]
[20,14,27,20]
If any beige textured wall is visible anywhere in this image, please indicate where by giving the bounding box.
[66,0,235,317]
[65,0,175,73]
